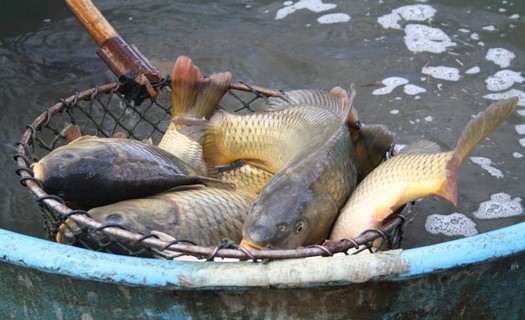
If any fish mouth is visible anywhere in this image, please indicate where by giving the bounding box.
[239,239,268,251]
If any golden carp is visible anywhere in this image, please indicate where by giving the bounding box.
[157,56,232,175]
[329,98,518,242]
[216,160,274,194]
[236,90,358,250]
[263,87,395,181]
[33,136,230,209]
[56,186,256,247]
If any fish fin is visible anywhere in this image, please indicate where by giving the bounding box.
[436,156,459,206]
[208,160,246,179]
[143,137,154,144]
[196,176,236,190]
[202,110,234,166]
[354,124,396,180]
[333,84,359,128]
[171,56,203,116]
[374,206,394,222]
[188,71,232,119]
[61,124,82,143]
[171,116,209,144]
[111,132,128,139]
[399,140,441,155]
[453,97,518,165]
[265,88,350,120]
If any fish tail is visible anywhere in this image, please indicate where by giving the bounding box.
[453,97,517,165]
[190,71,232,119]
[331,83,358,127]
[171,56,203,116]
[440,97,518,205]
[202,111,229,165]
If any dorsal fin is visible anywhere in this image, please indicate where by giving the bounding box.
[171,56,202,116]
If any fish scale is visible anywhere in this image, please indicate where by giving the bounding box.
[330,97,518,242]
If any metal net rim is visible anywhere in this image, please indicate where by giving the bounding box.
[14,82,408,262]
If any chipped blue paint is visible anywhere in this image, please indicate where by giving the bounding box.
[1,222,525,288]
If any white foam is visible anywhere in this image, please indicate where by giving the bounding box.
[424,115,433,122]
[470,32,480,40]
[275,0,336,20]
[519,110,525,117]
[421,66,460,81]
[473,193,523,219]
[465,66,480,74]
[470,156,504,178]
[483,89,525,107]
[513,152,523,158]
[425,213,478,237]
[482,25,496,31]
[372,77,409,95]
[458,28,470,33]
[485,48,516,68]
[516,124,525,135]
[317,13,351,24]
[377,4,436,30]
[509,14,520,19]
[390,109,400,115]
[403,84,426,95]
[485,70,525,91]
[404,24,457,53]
[520,137,525,148]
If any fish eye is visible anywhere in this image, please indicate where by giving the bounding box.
[295,222,304,233]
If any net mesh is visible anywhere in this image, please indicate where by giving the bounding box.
[14,81,408,261]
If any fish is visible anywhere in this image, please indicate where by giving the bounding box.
[157,56,232,175]
[56,186,257,247]
[329,97,518,242]
[33,136,231,209]
[263,87,395,181]
[202,104,343,174]
[215,160,275,194]
[238,91,358,250]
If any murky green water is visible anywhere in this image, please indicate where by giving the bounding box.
[1,0,524,248]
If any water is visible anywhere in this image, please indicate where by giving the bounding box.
[1,0,524,248]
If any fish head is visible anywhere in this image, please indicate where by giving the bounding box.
[241,173,338,250]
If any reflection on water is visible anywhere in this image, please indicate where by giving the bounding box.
[1,0,524,247]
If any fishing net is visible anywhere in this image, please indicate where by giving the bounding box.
[14,79,410,261]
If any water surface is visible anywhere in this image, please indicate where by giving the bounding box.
[1,0,524,247]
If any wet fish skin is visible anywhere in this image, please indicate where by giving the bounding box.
[157,56,232,175]
[329,98,518,241]
[203,104,342,174]
[264,87,395,181]
[33,136,230,209]
[216,160,274,194]
[241,115,358,249]
[57,186,257,247]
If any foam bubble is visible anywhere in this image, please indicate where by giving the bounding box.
[482,25,496,31]
[317,13,351,24]
[516,124,525,135]
[275,0,337,20]
[421,66,461,81]
[377,4,436,30]
[473,193,523,219]
[372,77,409,95]
[520,137,525,147]
[465,66,480,74]
[485,70,525,91]
[483,89,525,107]
[509,14,520,19]
[470,33,480,40]
[390,109,400,114]
[403,84,426,95]
[519,110,525,117]
[513,152,523,158]
[424,115,433,122]
[425,213,478,237]
[470,156,504,178]
[485,48,516,68]
[404,24,456,53]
